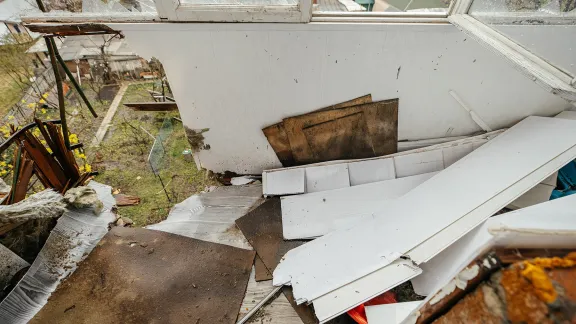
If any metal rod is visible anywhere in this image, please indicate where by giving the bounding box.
[236,286,282,324]
[45,36,70,150]
[52,38,98,118]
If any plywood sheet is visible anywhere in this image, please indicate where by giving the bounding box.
[31,227,255,324]
[283,98,396,164]
[235,198,306,274]
[255,255,273,282]
[263,122,296,167]
[273,116,576,305]
[303,112,374,161]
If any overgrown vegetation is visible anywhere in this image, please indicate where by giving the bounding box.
[91,82,215,226]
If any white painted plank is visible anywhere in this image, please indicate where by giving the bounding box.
[305,164,350,193]
[556,110,576,120]
[442,143,473,168]
[348,159,395,186]
[281,172,437,240]
[312,260,422,323]
[262,131,505,196]
[273,116,576,305]
[411,193,576,298]
[264,169,306,196]
[397,136,469,152]
[393,150,444,178]
[507,183,554,210]
[365,301,423,324]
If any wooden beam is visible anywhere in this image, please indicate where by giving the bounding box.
[124,102,179,112]
[24,23,123,37]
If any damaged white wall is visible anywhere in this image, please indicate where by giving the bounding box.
[111,23,574,174]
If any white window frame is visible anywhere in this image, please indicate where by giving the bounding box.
[153,0,312,22]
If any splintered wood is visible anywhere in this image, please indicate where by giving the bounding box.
[0,119,90,235]
[262,95,399,166]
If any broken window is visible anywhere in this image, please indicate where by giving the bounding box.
[313,0,452,13]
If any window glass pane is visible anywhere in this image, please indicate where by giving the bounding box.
[313,0,450,13]
[179,0,297,5]
[6,0,157,17]
[469,0,576,15]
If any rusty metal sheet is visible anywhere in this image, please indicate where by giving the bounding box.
[235,198,306,274]
[30,227,255,324]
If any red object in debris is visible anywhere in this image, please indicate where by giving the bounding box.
[347,291,397,324]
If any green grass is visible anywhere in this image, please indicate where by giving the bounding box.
[0,74,25,117]
[91,82,215,226]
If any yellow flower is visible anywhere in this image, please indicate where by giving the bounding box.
[21,99,26,104]
[6,164,11,169]
[27,103,36,109]
[79,165,85,172]
[38,99,46,104]
[0,170,7,176]
[69,134,79,144]
[0,162,6,167]
[41,108,47,114]
[46,147,52,154]
[42,93,49,99]
[85,164,92,173]
[3,133,9,139]
[40,140,47,145]
[7,116,14,120]
[77,153,86,160]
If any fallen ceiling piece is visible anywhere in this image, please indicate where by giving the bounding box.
[281,172,438,240]
[411,193,576,297]
[0,181,116,324]
[273,116,576,309]
[365,301,422,324]
[305,164,350,193]
[262,130,504,196]
[235,198,307,274]
[30,227,255,324]
[147,185,262,249]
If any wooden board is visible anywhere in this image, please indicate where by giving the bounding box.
[274,116,576,306]
[262,95,372,167]
[282,96,374,164]
[303,112,374,161]
[30,227,255,324]
[25,23,121,36]
[255,255,273,282]
[263,122,296,167]
[235,198,307,274]
[124,102,179,111]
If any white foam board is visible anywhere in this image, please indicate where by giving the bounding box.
[365,301,423,324]
[348,159,395,186]
[507,183,554,210]
[281,172,437,240]
[263,168,305,196]
[273,116,576,305]
[312,259,422,323]
[305,164,350,193]
[411,194,576,297]
[442,143,474,168]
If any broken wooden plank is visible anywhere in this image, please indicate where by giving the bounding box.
[124,102,179,111]
[114,194,140,207]
[303,112,374,161]
[25,23,122,37]
[274,116,576,309]
[30,227,255,324]
[262,123,296,167]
